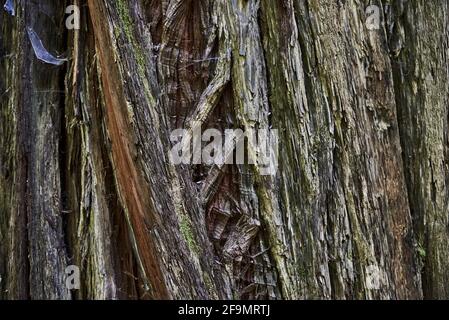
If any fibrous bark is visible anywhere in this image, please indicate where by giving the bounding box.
[0,0,448,300]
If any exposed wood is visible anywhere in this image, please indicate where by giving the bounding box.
[0,0,448,300]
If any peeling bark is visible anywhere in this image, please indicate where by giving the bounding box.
[1,0,448,300]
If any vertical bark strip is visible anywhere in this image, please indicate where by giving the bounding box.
[1,1,30,299]
[389,0,449,299]
[1,0,70,299]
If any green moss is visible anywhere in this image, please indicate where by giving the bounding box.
[116,0,134,42]
[203,273,213,291]
[115,1,154,106]
[417,245,426,259]
[298,265,309,278]
[202,273,218,299]
[134,47,147,78]
[115,1,145,70]
[179,214,200,255]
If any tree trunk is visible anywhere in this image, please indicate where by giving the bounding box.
[0,0,447,300]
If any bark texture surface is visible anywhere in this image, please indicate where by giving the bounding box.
[0,0,448,299]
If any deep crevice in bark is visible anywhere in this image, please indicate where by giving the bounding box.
[1,0,448,300]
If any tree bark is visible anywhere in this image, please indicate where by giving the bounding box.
[0,0,448,300]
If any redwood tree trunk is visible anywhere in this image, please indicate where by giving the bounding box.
[0,0,448,300]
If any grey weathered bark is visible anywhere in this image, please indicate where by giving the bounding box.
[0,0,448,300]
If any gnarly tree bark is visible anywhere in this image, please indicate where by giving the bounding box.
[0,0,448,300]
